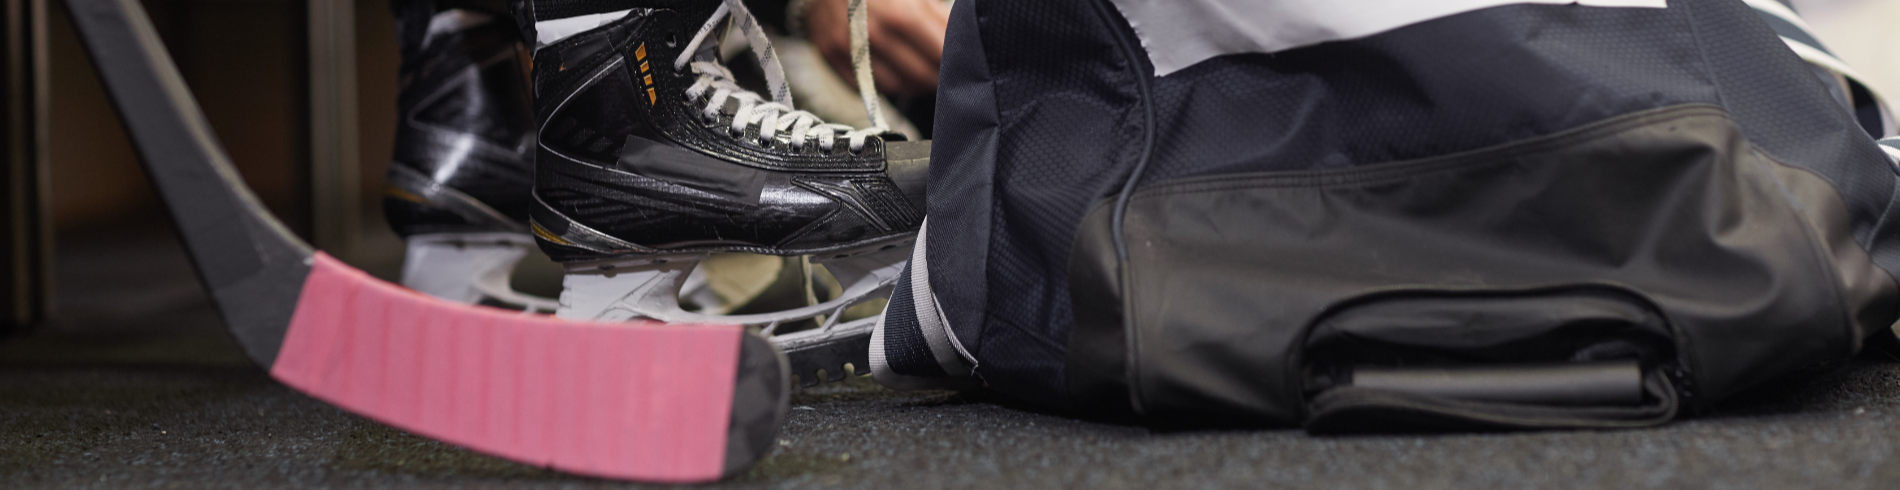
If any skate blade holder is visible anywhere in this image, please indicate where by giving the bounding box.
[62,0,790,481]
[558,242,912,333]
[555,242,909,387]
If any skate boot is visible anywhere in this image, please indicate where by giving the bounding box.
[521,0,927,342]
[381,0,559,311]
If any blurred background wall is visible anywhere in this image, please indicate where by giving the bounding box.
[46,0,399,265]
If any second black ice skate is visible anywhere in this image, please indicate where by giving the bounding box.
[382,0,556,311]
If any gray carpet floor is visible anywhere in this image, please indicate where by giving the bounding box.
[7,230,1900,489]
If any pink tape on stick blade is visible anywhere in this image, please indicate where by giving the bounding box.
[270,253,743,482]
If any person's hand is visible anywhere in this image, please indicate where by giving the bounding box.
[802,0,949,99]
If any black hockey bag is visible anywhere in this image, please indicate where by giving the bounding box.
[878,0,1900,431]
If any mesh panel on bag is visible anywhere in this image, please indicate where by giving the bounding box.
[927,0,1146,404]
[1682,0,1900,279]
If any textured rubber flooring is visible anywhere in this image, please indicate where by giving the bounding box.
[7,337,1900,489]
[8,232,1900,489]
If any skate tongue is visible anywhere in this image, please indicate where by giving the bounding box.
[679,0,793,107]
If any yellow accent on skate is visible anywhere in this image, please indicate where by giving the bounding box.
[531,222,575,246]
[384,186,427,204]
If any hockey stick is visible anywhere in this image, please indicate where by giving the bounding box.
[59,0,787,481]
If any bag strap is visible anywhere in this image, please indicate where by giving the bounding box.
[1743,0,1895,138]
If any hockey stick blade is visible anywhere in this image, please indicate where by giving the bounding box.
[61,0,788,481]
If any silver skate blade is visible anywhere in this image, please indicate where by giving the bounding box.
[404,233,561,313]
[775,317,876,387]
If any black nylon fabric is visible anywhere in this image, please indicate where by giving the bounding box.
[927,0,1900,411]
[927,0,1142,404]
[923,0,992,386]
[883,263,949,377]
[1085,106,1891,422]
[1684,1,1900,276]
[1129,0,1892,208]
[1135,4,1715,180]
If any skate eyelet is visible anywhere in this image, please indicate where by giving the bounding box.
[666,32,679,48]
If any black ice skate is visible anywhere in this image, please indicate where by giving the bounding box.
[521,0,928,348]
[381,0,557,311]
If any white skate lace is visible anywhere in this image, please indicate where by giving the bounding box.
[673,0,889,153]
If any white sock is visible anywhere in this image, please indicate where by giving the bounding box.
[533,9,633,49]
